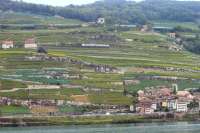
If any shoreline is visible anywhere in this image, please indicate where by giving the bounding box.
[0,113,200,127]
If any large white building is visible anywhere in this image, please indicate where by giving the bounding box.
[24,38,37,49]
[1,40,14,49]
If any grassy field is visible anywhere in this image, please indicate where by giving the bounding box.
[59,105,88,114]
[126,79,200,93]
[89,92,133,105]
[0,105,30,115]
[0,79,27,90]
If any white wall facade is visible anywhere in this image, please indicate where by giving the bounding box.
[24,43,37,49]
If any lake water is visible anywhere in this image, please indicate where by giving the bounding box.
[0,122,200,133]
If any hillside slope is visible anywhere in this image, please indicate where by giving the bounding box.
[0,12,83,25]
[1,0,200,24]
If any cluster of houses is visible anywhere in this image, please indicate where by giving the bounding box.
[135,84,200,114]
[0,38,37,49]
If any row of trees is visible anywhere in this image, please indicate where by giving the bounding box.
[184,35,200,54]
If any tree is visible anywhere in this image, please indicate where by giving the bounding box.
[37,47,47,54]
[1,0,200,24]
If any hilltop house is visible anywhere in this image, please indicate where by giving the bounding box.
[97,17,105,24]
[1,40,14,49]
[24,38,37,49]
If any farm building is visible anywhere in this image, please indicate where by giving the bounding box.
[1,40,14,49]
[24,38,37,49]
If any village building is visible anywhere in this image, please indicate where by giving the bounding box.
[151,102,157,111]
[145,107,154,114]
[24,38,37,49]
[135,84,198,114]
[1,40,14,49]
[57,100,65,106]
[136,99,155,114]
[140,25,149,32]
[167,100,177,110]
[168,32,176,39]
[177,91,194,100]
[176,101,189,112]
[97,17,105,24]
[130,105,134,112]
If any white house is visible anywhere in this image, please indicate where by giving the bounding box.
[176,101,188,112]
[1,40,14,49]
[151,103,157,111]
[97,17,105,24]
[145,107,154,114]
[168,100,177,110]
[24,38,37,49]
[130,105,134,112]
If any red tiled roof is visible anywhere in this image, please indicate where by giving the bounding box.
[2,40,14,45]
[137,101,152,108]
[25,38,36,44]
[177,91,190,97]
[157,88,172,96]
